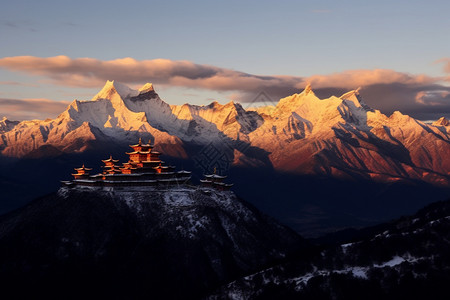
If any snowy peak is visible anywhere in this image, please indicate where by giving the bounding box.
[433,117,450,126]
[340,87,361,99]
[340,88,362,106]
[340,88,372,111]
[92,80,139,101]
[138,83,154,93]
[302,83,314,96]
[274,86,320,116]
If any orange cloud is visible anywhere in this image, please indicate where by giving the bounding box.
[0,55,441,93]
[307,69,434,89]
[0,81,38,87]
[436,58,450,73]
[1,55,450,120]
[0,98,70,121]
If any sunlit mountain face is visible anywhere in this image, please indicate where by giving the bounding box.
[0,81,449,236]
[1,81,449,184]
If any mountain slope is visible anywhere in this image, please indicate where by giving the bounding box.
[0,117,19,134]
[210,198,450,300]
[0,187,304,299]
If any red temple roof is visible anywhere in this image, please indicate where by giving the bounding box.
[102,155,119,163]
[125,151,152,155]
[74,164,92,171]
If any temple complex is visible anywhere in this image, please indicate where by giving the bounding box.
[62,138,191,188]
[63,138,234,191]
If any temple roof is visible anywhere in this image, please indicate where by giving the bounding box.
[74,164,92,171]
[204,174,227,179]
[125,151,151,155]
[213,182,233,187]
[129,137,153,148]
[153,165,172,169]
[102,155,119,163]
[200,179,232,186]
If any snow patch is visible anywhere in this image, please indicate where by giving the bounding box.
[164,191,195,206]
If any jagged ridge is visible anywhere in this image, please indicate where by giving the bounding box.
[1,81,449,185]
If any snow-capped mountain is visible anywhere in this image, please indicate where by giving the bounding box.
[0,80,260,158]
[249,85,450,185]
[1,81,449,185]
[0,187,304,299]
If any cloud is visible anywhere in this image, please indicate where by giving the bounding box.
[361,83,450,120]
[436,57,450,73]
[1,20,37,32]
[307,69,434,88]
[0,81,38,87]
[0,81,22,86]
[0,55,450,120]
[0,56,303,95]
[0,98,70,121]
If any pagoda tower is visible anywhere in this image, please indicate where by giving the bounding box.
[72,164,92,180]
[121,138,174,174]
[101,156,121,175]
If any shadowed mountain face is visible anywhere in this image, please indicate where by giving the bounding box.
[1,81,449,185]
[210,198,450,300]
[0,187,305,299]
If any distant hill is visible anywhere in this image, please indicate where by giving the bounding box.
[212,198,450,299]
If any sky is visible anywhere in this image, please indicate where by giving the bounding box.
[1,0,450,121]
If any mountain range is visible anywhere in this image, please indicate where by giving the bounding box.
[1,80,449,185]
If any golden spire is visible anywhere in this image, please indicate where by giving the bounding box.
[138,137,142,145]
[213,167,217,174]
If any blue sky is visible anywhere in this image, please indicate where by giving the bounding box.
[1,0,450,120]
